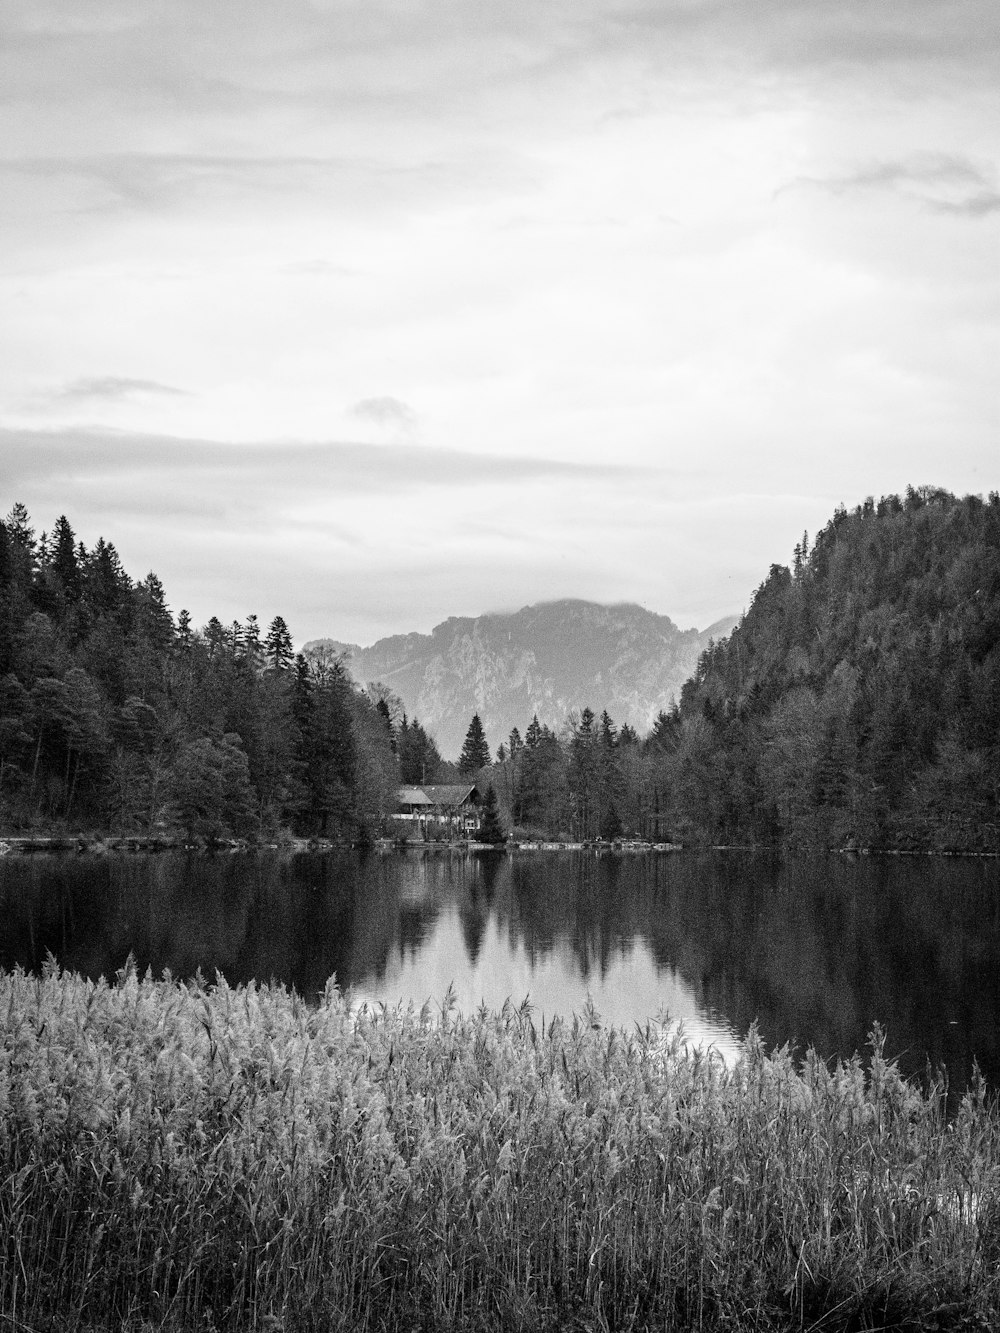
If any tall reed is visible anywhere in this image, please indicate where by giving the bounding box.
[2,961,999,1331]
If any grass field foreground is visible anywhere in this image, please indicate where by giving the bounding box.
[2,963,1000,1332]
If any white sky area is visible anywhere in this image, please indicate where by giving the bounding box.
[2,0,998,645]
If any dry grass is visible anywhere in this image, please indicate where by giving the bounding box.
[2,962,1000,1332]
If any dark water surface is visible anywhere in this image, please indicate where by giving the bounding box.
[2,848,999,1090]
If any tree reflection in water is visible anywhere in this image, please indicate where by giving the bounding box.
[2,848,999,1091]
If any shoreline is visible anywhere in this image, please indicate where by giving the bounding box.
[1,832,997,858]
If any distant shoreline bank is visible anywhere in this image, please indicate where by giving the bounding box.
[2,833,997,858]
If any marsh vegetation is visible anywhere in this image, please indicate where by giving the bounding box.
[3,964,1000,1331]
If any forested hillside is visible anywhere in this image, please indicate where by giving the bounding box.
[4,489,996,851]
[0,504,397,841]
[646,486,1000,851]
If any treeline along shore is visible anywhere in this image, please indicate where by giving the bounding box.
[3,963,1000,1333]
[3,490,1000,1333]
[1,484,999,851]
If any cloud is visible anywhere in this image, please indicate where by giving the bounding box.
[2,154,379,215]
[0,147,535,233]
[932,192,1000,218]
[2,1,150,38]
[759,0,1000,73]
[0,424,677,644]
[5,1,994,146]
[782,153,1000,217]
[829,156,985,191]
[0,426,650,510]
[52,377,190,402]
[0,0,994,647]
[349,397,417,431]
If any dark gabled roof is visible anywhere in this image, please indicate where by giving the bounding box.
[420,784,478,807]
[397,784,478,809]
[397,786,433,806]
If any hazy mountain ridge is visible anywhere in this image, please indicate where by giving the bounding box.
[308,600,738,758]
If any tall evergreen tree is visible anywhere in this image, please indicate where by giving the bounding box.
[84,538,132,621]
[458,713,491,775]
[478,785,506,845]
[242,613,263,671]
[569,707,599,839]
[375,698,395,748]
[398,718,443,785]
[264,615,294,672]
[51,516,81,604]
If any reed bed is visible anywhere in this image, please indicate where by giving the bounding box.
[2,964,1000,1333]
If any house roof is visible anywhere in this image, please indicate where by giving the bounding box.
[396,784,478,808]
[421,784,478,807]
[398,786,433,806]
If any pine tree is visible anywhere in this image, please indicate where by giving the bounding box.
[569,707,599,839]
[4,503,36,563]
[205,617,226,657]
[264,615,294,672]
[52,515,81,603]
[375,698,394,747]
[135,573,174,652]
[84,538,132,621]
[398,717,443,785]
[478,784,506,845]
[242,613,263,670]
[458,713,491,774]
[600,802,623,841]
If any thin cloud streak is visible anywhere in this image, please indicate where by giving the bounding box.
[1,425,868,647]
[51,377,190,401]
[0,153,487,222]
[933,192,1000,218]
[1,427,649,497]
[1,430,666,577]
[782,153,1000,215]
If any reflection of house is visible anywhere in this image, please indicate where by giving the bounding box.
[395,785,482,838]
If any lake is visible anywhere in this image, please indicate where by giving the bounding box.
[2,847,999,1091]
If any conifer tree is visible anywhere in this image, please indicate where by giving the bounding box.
[478,784,506,844]
[52,516,81,603]
[398,718,442,785]
[135,573,174,651]
[242,613,263,670]
[375,698,395,749]
[458,713,491,774]
[264,615,294,672]
[600,802,623,841]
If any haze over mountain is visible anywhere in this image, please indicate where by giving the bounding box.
[307,600,737,759]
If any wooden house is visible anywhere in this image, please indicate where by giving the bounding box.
[395,784,482,838]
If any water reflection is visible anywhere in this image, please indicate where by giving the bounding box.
[1,849,999,1089]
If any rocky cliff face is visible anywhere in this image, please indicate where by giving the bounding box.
[307,600,737,760]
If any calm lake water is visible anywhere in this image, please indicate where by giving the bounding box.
[2,848,999,1090]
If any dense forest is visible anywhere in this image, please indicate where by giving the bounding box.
[485,487,1000,852]
[2,487,998,851]
[663,485,1000,851]
[0,504,399,842]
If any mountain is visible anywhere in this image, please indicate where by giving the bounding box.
[306,600,737,758]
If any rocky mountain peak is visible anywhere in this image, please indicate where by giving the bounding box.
[307,599,737,760]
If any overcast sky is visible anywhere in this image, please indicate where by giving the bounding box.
[2,0,997,646]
